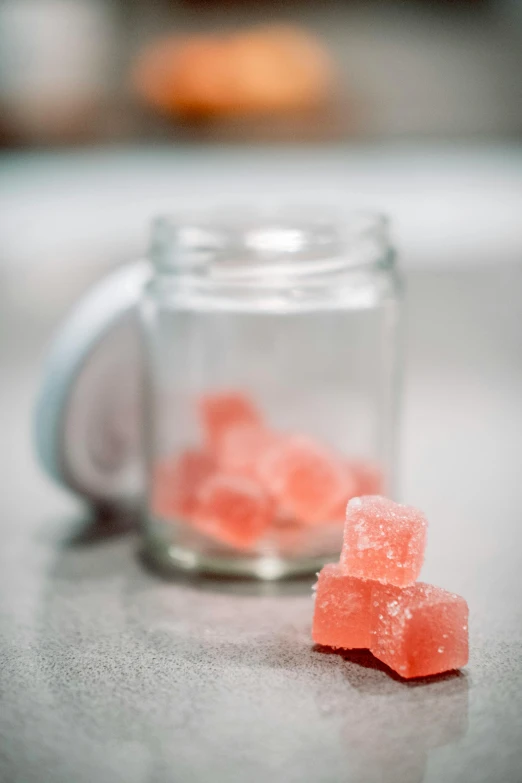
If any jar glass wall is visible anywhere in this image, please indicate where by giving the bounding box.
[141,208,403,579]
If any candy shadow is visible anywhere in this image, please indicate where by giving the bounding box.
[315,645,469,761]
[315,645,467,687]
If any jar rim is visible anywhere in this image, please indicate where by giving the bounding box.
[149,206,392,282]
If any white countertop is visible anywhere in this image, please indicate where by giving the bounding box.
[1,263,522,783]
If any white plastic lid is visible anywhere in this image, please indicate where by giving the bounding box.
[34,260,151,504]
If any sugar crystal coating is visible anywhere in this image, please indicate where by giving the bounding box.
[370,582,469,678]
[259,435,348,525]
[341,495,427,586]
[312,564,375,649]
[151,449,215,520]
[193,473,273,549]
[199,391,262,453]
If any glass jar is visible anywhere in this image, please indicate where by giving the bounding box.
[141,207,403,579]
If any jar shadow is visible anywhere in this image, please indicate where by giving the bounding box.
[59,503,139,548]
[51,505,316,603]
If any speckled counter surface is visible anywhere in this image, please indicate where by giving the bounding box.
[1,267,522,783]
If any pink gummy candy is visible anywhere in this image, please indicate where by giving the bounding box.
[259,435,347,525]
[216,423,280,481]
[323,459,385,523]
[151,449,215,520]
[328,462,360,522]
[199,391,262,453]
[312,563,375,649]
[370,582,469,678]
[271,520,343,558]
[341,496,427,587]
[193,473,273,549]
[350,459,385,496]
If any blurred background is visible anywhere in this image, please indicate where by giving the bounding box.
[1,0,522,146]
[1,1,521,306]
[0,0,521,469]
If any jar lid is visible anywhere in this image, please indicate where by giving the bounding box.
[34,260,151,504]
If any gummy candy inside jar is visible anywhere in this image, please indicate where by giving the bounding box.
[142,207,403,578]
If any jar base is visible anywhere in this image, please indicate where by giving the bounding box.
[142,525,336,581]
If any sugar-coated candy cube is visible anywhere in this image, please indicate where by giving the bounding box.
[341,496,427,587]
[216,423,280,480]
[198,391,262,453]
[312,564,375,649]
[259,435,347,525]
[370,582,469,678]
[152,449,215,520]
[193,473,273,549]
